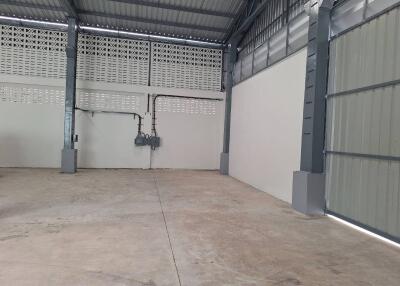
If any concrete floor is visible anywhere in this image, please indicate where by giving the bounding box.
[0,169,399,286]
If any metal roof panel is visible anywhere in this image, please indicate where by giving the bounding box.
[0,0,245,43]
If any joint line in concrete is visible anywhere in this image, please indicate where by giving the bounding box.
[153,175,182,286]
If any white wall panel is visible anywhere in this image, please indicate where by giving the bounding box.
[151,96,224,169]
[229,48,307,203]
[75,91,148,169]
[0,84,64,168]
[0,103,63,168]
[75,111,149,168]
[0,82,223,169]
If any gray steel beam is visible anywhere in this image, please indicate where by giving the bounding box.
[223,0,251,43]
[61,17,78,173]
[0,16,222,48]
[325,150,400,162]
[80,26,223,48]
[108,0,237,18]
[0,0,228,36]
[0,1,65,12]
[326,78,400,98]
[78,10,227,34]
[300,0,332,173]
[59,0,78,18]
[220,41,237,175]
[0,17,68,31]
[292,0,333,215]
[1,0,237,19]
[230,0,268,43]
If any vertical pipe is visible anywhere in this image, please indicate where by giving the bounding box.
[61,17,78,173]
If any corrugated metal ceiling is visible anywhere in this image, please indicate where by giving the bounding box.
[0,0,245,43]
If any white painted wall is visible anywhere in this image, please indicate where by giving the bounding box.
[151,103,224,169]
[0,102,64,168]
[75,111,149,169]
[229,48,307,203]
[0,79,224,169]
[75,90,224,169]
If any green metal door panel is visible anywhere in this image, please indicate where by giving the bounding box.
[325,5,400,241]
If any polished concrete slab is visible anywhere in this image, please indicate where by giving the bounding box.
[0,168,399,286]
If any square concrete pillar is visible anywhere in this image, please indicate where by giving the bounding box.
[61,148,77,173]
[292,171,325,215]
[220,152,229,175]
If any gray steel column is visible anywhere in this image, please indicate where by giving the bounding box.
[292,0,333,214]
[61,17,78,173]
[220,42,237,175]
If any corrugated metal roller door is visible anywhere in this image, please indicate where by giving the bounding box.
[325,6,400,241]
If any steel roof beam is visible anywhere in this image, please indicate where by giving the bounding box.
[79,10,227,34]
[0,15,223,48]
[108,0,236,18]
[59,0,78,18]
[230,0,268,43]
[0,0,230,36]
[223,0,254,44]
[0,1,65,12]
